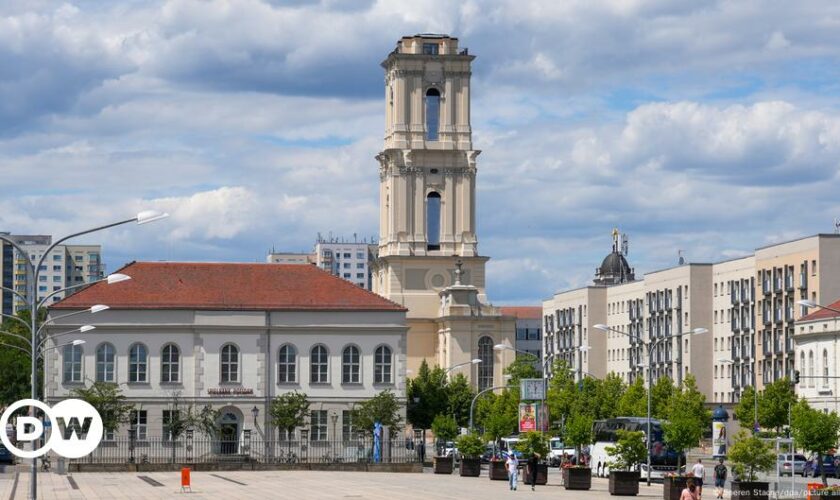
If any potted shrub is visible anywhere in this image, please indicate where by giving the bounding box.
[431,415,457,474]
[606,429,645,496]
[562,413,593,490]
[728,431,774,500]
[515,431,549,485]
[455,433,484,477]
[663,473,690,500]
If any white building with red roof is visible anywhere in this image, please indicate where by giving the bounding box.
[795,298,840,413]
[45,261,407,450]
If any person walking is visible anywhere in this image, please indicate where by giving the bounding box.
[691,458,706,498]
[713,459,727,500]
[506,452,519,491]
[681,478,700,500]
[527,452,540,491]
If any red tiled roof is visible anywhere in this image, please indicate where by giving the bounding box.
[500,306,542,319]
[800,298,840,322]
[51,262,406,312]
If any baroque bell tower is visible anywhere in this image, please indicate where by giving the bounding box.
[373,35,514,388]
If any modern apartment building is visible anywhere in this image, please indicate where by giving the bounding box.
[0,234,104,314]
[544,232,840,405]
[266,237,376,289]
[265,252,313,265]
[500,306,543,370]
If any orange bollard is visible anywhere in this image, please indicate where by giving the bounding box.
[807,482,824,500]
[181,467,191,493]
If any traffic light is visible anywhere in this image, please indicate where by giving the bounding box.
[794,370,800,384]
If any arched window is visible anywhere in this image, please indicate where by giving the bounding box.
[808,350,815,388]
[95,343,115,382]
[801,351,806,380]
[342,345,360,384]
[311,345,329,384]
[63,343,83,383]
[375,345,393,384]
[427,192,441,250]
[425,88,440,141]
[221,344,239,383]
[129,343,148,383]
[161,344,180,383]
[478,337,494,391]
[824,349,830,386]
[278,344,297,384]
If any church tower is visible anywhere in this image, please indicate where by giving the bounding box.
[373,35,514,389]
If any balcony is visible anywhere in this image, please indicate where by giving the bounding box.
[785,336,794,353]
[763,279,771,294]
[763,312,772,325]
[774,338,782,355]
[800,272,808,290]
[742,284,753,303]
[731,344,741,361]
[785,307,794,322]
[731,317,740,333]
[763,342,773,357]
[732,374,741,389]
[774,277,783,292]
[774,308,783,323]
[785,275,794,291]
[731,292,739,306]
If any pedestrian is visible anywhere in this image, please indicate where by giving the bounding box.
[681,478,700,500]
[559,454,567,486]
[527,452,540,491]
[691,458,705,498]
[506,452,519,491]
[713,459,727,500]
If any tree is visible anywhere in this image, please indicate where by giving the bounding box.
[455,432,485,459]
[733,385,758,431]
[650,376,675,420]
[791,400,840,485]
[482,391,517,452]
[406,360,448,430]
[504,355,540,386]
[0,310,41,405]
[352,389,402,438]
[564,413,594,460]
[270,391,309,447]
[546,359,577,428]
[596,373,626,420]
[759,378,796,434]
[70,382,133,435]
[446,373,475,428]
[728,430,776,482]
[662,374,709,471]
[431,414,458,455]
[617,377,647,417]
[606,429,647,472]
[161,392,220,463]
[515,431,549,459]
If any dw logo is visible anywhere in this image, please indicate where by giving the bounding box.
[0,399,103,459]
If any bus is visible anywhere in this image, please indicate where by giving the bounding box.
[589,417,684,480]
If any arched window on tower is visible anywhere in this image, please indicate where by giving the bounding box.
[425,88,440,141]
[427,192,441,251]
[478,337,494,391]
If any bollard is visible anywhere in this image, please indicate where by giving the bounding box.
[181,467,191,493]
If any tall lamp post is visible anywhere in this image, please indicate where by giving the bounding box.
[0,209,168,500]
[594,323,708,485]
[445,359,482,376]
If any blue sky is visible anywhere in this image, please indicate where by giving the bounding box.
[2,0,840,305]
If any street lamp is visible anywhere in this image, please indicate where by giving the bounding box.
[251,406,260,426]
[594,323,708,485]
[797,299,840,314]
[445,359,482,375]
[468,374,515,431]
[0,209,167,500]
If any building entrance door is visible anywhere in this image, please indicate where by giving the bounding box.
[218,412,239,455]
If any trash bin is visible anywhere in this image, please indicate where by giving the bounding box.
[56,457,66,475]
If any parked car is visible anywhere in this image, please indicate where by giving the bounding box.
[778,454,807,476]
[548,437,576,466]
[803,455,839,478]
[443,441,460,462]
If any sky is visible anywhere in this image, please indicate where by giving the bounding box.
[2,0,840,305]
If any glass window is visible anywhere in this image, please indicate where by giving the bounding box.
[63,343,83,383]
[53,254,61,261]
[52,265,61,272]
[356,273,365,279]
[162,409,179,441]
[343,263,350,269]
[374,345,392,384]
[343,253,351,258]
[53,276,60,282]
[426,192,441,250]
[342,410,355,442]
[422,43,439,55]
[38,285,47,292]
[342,346,360,384]
[130,410,147,441]
[38,275,47,282]
[425,88,440,140]
[161,344,180,383]
[129,344,148,383]
[278,344,297,383]
[221,344,239,383]
[311,345,329,383]
[516,328,527,340]
[75,255,83,261]
[478,337,494,390]
[356,263,365,269]
[343,273,351,278]
[356,253,364,259]
[310,410,328,441]
[96,343,115,382]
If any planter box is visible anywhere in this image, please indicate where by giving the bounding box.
[731,481,770,500]
[523,463,548,485]
[663,476,689,500]
[459,458,481,477]
[488,460,508,480]
[609,471,640,496]
[433,456,453,475]
[563,467,592,490]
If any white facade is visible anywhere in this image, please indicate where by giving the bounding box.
[314,241,376,289]
[795,311,840,413]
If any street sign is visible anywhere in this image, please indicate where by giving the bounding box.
[520,378,545,400]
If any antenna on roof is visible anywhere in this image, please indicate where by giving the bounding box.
[678,250,685,266]
[621,233,629,257]
[835,218,840,234]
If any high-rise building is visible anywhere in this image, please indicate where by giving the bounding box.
[543,231,840,405]
[0,234,105,314]
[372,34,515,389]
[265,235,377,289]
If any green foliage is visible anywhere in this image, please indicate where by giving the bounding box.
[192,404,221,437]
[351,389,402,437]
[482,394,517,444]
[406,360,449,429]
[728,430,776,481]
[431,414,458,442]
[617,377,647,417]
[270,391,310,438]
[563,413,594,454]
[661,374,709,471]
[733,385,758,429]
[70,382,134,434]
[759,378,796,433]
[0,314,35,405]
[455,432,485,459]
[650,376,675,420]
[606,430,647,471]
[546,359,577,424]
[504,355,540,386]
[791,400,840,485]
[515,431,549,459]
[597,373,626,420]
[446,373,475,428]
